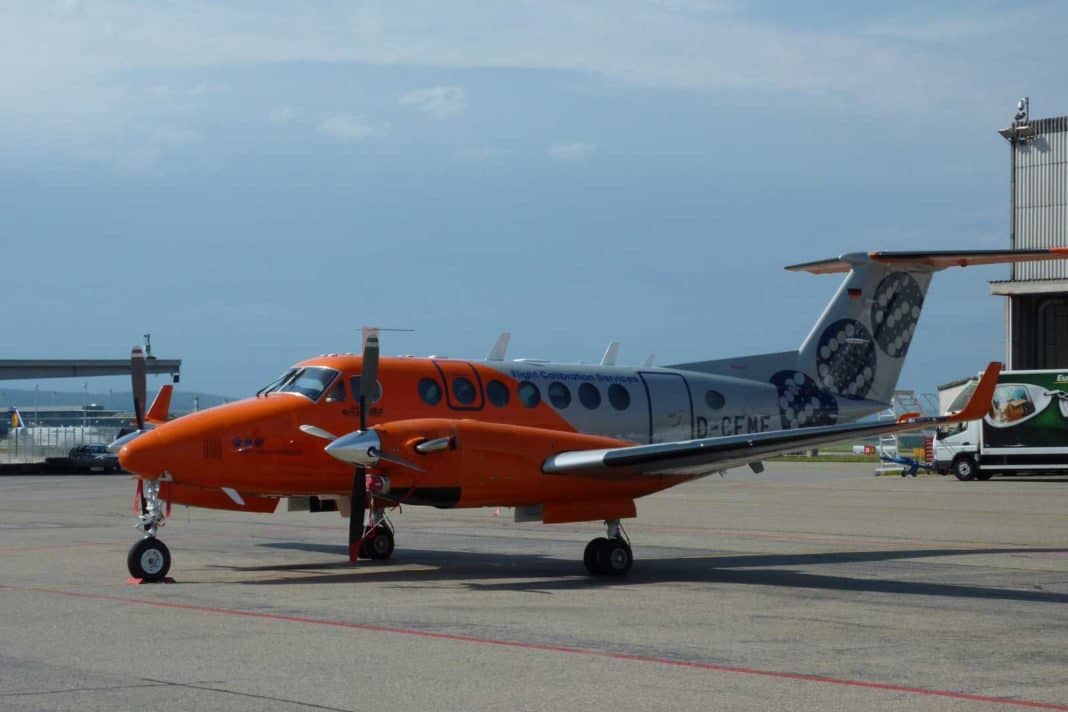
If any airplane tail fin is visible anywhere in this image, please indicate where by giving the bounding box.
[673,248,1067,428]
[786,249,1066,410]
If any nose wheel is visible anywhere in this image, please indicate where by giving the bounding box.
[127,479,172,582]
[128,538,171,581]
[584,519,633,576]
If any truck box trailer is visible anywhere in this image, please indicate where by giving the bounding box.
[934,369,1068,480]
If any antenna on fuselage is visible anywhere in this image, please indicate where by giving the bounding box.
[600,342,620,366]
[487,332,511,361]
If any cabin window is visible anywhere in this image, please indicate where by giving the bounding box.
[608,383,631,410]
[578,382,601,409]
[325,379,347,403]
[453,377,477,405]
[350,376,383,404]
[705,390,725,409]
[547,382,571,409]
[418,377,442,406]
[518,381,541,408]
[487,380,510,407]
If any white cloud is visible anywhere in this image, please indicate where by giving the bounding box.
[400,86,467,118]
[268,107,295,125]
[318,115,383,141]
[548,142,596,163]
[1,2,1066,164]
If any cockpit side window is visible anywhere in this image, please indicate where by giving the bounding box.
[278,367,340,401]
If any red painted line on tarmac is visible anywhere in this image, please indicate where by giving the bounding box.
[1,583,1065,710]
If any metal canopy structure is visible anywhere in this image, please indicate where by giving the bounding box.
[0,358,181,382]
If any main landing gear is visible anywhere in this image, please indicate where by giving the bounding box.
[127,479,172,582]
[583,519,633,577]
[358,507,395,561]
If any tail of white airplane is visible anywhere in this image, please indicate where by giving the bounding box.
[672,248,1068,428]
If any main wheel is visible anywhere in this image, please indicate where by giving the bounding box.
[584,537,609,575]
[953,455,978,481]
[365,526,394,560]
[127,538,171,582]
[595,538,633,577]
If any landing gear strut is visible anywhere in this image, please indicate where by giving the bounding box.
[583,519,632,577]
[127,479,172,582]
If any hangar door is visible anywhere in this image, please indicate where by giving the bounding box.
[639,372,693,444]
[1038,299,1068,368]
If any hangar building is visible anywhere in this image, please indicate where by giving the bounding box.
[992,99,1068,369]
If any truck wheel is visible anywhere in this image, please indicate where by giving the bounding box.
[953,455,978,481]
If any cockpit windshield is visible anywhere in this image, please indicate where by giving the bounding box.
[257,368,299,396]
[277,367,340,401]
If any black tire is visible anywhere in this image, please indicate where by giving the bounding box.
[594,538,633,577]
[953,455,978,481]
[584,537,608,575]
[365,526,394,560]
[127,538,171,582]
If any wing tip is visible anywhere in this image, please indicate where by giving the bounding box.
[947,362,1001,422]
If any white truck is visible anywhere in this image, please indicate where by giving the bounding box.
[934,368,1068,481]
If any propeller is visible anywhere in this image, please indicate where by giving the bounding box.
[298,332,428,561]
[108,346,148,453]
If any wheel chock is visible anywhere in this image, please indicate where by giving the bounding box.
[126,577,176,585]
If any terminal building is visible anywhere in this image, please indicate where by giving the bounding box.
[992,99,1068,369]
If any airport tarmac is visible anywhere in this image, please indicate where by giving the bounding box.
[1,463,1066,711]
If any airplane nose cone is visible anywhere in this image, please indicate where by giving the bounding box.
[119,433,167,477]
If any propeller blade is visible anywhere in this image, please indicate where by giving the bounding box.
[131,346,147,430]
[376,451,426,473]
[299,424,338,440]
[349,467,367,562]
[360,334,380,431]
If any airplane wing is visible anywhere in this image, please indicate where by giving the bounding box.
[543,362,999,478]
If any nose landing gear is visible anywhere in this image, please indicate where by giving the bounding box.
[127,479,172,582]
[583,519,633,577]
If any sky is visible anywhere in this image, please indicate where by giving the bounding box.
[1,1,1067,402]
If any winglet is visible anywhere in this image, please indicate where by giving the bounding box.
[946,362,1001,422]
[487,332,510,361]
[145,384,174,425]
[600,342,620,366]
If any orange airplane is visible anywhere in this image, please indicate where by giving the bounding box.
[114,248,1068,582]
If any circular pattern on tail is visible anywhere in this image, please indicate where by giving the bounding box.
[870,273,924,358]
[770,370,838,429]
[815,319,876,400]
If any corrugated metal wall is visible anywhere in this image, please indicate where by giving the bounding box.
[1014,117,1068,280]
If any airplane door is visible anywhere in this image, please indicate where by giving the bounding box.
[433,360,485,411]
[639,372,694,444]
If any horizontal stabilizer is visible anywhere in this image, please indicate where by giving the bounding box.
[786,248,1068,275]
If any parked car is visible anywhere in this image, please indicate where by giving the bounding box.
[68,443,120,473]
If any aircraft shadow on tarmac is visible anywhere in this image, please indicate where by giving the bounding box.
[224,542,1068,603]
